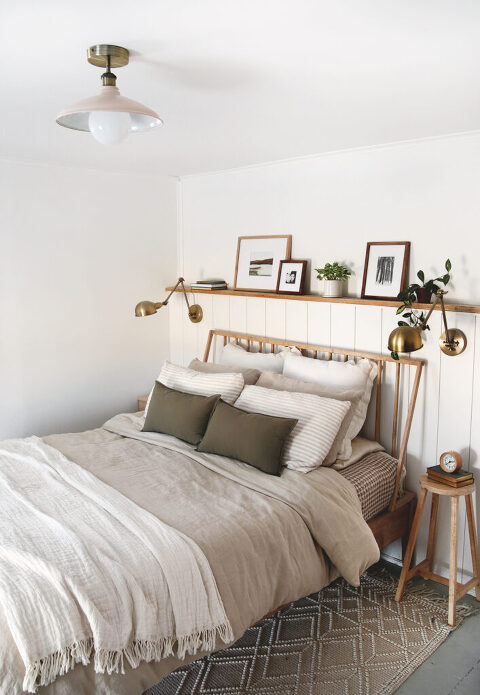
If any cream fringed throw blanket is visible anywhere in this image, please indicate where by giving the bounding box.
[0,437,233,693]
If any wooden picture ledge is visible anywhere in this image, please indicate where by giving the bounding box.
[165,287,480,314]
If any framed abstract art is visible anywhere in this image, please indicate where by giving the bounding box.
[361,242,410,300]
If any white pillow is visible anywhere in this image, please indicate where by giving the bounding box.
[219,342,297,374]
[235,385,350,472]
[145,361,244,415]
[282,353,376,459]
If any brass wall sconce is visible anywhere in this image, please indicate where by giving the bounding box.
[135,278,203,323]
[388,290,466,356]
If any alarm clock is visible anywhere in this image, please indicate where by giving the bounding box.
[439,450,463,473]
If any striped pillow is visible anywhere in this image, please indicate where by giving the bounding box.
[158,361,244,406]
[235,385,350,472]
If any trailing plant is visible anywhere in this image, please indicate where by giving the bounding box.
[390,259,452,360]
[396,259,451,323]
[316,262,352,282]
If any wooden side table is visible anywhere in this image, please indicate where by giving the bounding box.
[395,474,480,626]
[137,394,149,411]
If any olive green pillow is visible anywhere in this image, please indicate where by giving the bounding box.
[197,401,298,476]
[142,381,220,445]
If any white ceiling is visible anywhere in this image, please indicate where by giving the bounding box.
[1,0,479,176]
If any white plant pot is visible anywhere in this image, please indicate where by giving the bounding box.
[323,279,344,298]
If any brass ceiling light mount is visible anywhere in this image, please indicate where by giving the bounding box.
[56,44,162,144]
[135,278,203,323]
[388,290,467,357]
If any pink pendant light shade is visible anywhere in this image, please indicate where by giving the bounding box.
[56,86,162,134]
[56,45,162,144]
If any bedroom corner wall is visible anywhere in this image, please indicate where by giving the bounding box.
[171,132,480,586]
[0,159,177,439]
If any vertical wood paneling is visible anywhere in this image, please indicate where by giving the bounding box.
[265,299,286,340]
[168,292,184,366]
[330,304,355,353]
[435,313,475,580]
[285,301,308,343]
[307,302,331,349]
[464,316,480,580]
[246,298,266,350]
[182,292,200,365]
[211,295,230,361]
[355,306,382,353]
[229,295,247,337]
[196,293,213,362]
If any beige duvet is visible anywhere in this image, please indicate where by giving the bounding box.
[0,413,379,695]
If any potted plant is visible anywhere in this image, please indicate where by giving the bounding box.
[315,262,352,298]
[397,259,451,308]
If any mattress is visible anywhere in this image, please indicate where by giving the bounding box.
[339,451,398,521]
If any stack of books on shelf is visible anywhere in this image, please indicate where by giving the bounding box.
[427,465,473,488]
[190,279,228,290]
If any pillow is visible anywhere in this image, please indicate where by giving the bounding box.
[333,436,385,470]
[143,381,220,445]
[218,342,297,373]
[235,385,350,472]
[197,401,297,476]
[282,353,377,459]
[188,358,260,385]
[256,371,363,464]
[158,361,244,405]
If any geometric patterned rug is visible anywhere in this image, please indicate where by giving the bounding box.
[144,569,462,695]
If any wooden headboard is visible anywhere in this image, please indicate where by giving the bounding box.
[203,328,424,512]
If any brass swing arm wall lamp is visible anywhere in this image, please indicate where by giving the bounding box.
[388,290,467,356]
[135,278,203,323]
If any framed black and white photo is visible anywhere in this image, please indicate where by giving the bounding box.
[234,235,292,292]
[276,260,307,295]
[361,242,410,300]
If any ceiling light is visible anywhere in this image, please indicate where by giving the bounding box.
[56,44,162,145]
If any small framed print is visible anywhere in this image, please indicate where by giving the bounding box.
[234,235,292,292]
[361,242,410,300]
[276,260,307,295]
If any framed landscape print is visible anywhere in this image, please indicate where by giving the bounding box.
[361,241,410,300]
[276,260,307,295]
[234,235,292,292]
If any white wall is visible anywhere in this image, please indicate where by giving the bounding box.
[172,132,480,583]
[180,132,480,303]
[0,159,177,439]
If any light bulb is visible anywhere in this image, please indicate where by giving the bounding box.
[88,111,131,145]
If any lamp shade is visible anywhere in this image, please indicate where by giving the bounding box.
[56,86,162,135]
[388,326,423,353]
[135,300,161,317]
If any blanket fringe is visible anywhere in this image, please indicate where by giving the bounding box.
[23,622,234,693]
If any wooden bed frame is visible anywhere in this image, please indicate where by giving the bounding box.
[203,329,424,556]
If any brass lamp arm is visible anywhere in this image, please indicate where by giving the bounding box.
[134,278,203,323]
[418,292,440,330]
[419,290,453,346]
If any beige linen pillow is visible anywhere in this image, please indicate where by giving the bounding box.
[188,358,260,385]
[219,342,298,373]
[257,371,363,464]
[235,384,350,472]
[333,436,385,470]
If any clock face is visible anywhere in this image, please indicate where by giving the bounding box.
[441,454,457,472]
[439,450,462,473]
